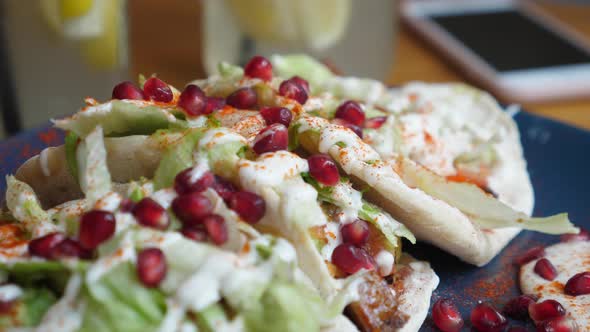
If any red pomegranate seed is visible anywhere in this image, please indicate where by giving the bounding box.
[365,116,388,129]
[181,226,208,242]
[308,154,340,186]
[470,303,508,332]
[244,55,273,81]
[133,198,170,230]
[515,246,545,266]
[331,243,375,275]
[226,87,257,109]
[564,272,590,296]
[143,77,173,103]
[432,298,464,332]
[0,300,15,314]
[529,299,566,322]
[560,228,589,242]
[205,97,226,114]
[174,168,216,195]
[178,84,206,116]
[78,210,116,250]
[341,219,370,246]
[203,214,228,245]
[229,191,266,224]
[50,238,92,259]
[171,193,213,226]
[260,106,292,127]
[212,176,236,203]
[534,258,558,280]
[28,232,66,258]
[252,123,288,154]
[332,118,363,138]
[119,198,136,212]
[278,79,308,104]
[289,76,310,94]
[536,316,579,332]
[503,295,536,320]
[137,248,167,288]
[335,101,365,126]
[112,81,144,100]
[507,327,528,332]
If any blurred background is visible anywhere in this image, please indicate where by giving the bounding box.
[0,0,589,139]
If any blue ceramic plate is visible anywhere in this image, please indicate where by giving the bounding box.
[1,112,588,331]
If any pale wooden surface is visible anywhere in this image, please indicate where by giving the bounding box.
[388,1,590,130]
[129,0,590,130]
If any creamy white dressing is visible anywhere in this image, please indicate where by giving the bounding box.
[330,182,363,222]
[0,284,23,302]
[188,155,211,182]
[39,148,51,177]
[93,191,122,212]
[198,127,247,151]
[238,151,309,189]
[375,251,394,276]
[151,188,177,210]
[320,221,342,261]
[34,274,85,332]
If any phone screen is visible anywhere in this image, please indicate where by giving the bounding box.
[431,10,590,72]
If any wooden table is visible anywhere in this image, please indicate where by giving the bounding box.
[388,1,590,130]
[129,0,590,130]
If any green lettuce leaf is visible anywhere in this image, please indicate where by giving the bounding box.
[270,54,333,92]
[54,100,187,138]
[153,129,204,190]
[5,176,50,230]
[0,287,57,328]
[218,62,244,78]
[80,263,166,332]
[64,131,80,180]
[359,202,416,245]
[76,126,111,205]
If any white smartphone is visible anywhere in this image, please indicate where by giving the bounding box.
[401,0,590,103]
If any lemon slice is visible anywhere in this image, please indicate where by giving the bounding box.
[224,0,351,51]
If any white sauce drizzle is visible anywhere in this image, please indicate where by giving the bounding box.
[0,284,23,302]
[375,251,394,276]
[34,274,85,332]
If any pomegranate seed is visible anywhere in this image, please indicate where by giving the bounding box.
[470,303,508,332]
[178,84,206,116]
[205,97,226,114]
[289,76,310,94]
[560,228,589,242]
[171,193,213,226]
[203,214,228,245]
[432,298,464,332]
[260,106,292,127]
[143,77,173,102]
[365,116,388,129]
[181,226,208,242]
[536,316,579,332]
[515,246,545,266]
[226,87,257,109]
[78,210,116,250]
[335,101,365,126]
[534,258,558,280]
[529,299,566,322]
[212,176,236,203]
[341,219,369,246]
[174,168,215,195]
[119,198,136,213]
[0,300,15,314]
[503,295,536,320]
[28,232,66,258]
[308,154,340,186]
[133,198,170,230]
[332,118,363,138]
[50,238,92,259]
[564,271,590,296]
[112,81,144,100]
[137,248,167,288]
[229,191,266,224]
[252,124,288,154]
[331,243,375,275]
[278,79,308,104]
[244,55,273,81]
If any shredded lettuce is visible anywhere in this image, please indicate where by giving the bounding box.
[80,263,166,332]
[54,100,187,138]
[64,131,80,180]
[153,129,203,190]
[400,157,579,234]
[218,62,244,78]
[359,202,416,245]
[270,54,333,92]
[77,126,111,205]
[5,176,50,230]
[195,303,229,332]
[206,141,245,180]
